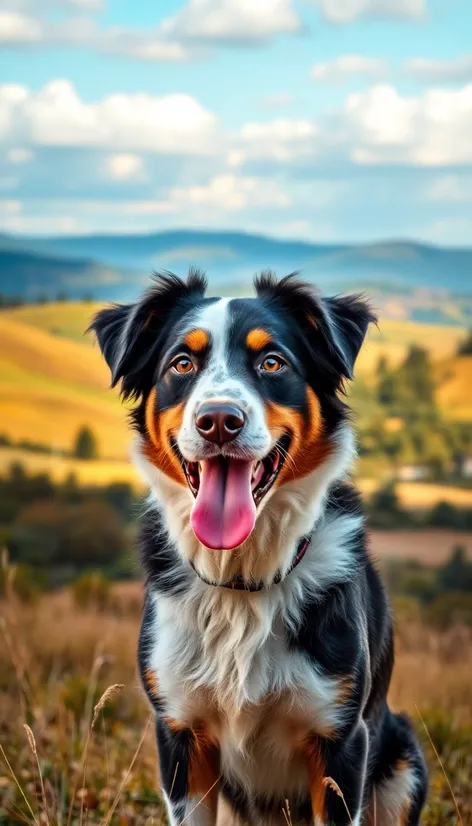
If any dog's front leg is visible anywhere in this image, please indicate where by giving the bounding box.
[307,722,368,826]
[156,716,220,826]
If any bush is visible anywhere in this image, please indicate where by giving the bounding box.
[429,501,461,528]
[73,572,111,611]
[367,482,411,528]
[426,592,472,631]
[384,559,438,603]
[74,426,98,460]
[418,705,472,756]
[438,545,472,592]
[0,562,43,602]
[10,499,127,568]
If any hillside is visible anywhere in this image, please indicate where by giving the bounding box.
[0,310,129,459]
[0,302,469,467]
[0,246,121,302]
[1,230,472,324]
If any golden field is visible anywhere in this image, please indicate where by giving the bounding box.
[0,447,139,487]
[0,302,471,464]
[0,577,470,825]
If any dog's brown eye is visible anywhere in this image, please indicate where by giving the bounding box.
[172,357,194,375]
[261,356,284,373]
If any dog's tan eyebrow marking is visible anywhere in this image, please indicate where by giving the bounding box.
[246,328,272,351]
[184,328,209,352]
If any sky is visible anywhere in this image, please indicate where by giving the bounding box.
[1,0,472,244]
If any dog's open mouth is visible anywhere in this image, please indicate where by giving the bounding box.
[173,435,290,551]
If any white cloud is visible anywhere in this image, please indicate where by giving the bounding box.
[425,216,472,243]
[0,198,22,213]
[0,11,43,43]
[100,29,192,62]
[107,153,144,181]
[7,147,33,163]
[163,0,302,44]
[345,84,472,166]
[0,0,302,58]
[407,55,472,83]
[170,173,291,210]
[233,83,472,171]
[310,54,388,83]
[0,80,221,153]
[311,0,425,23]
[0,0,103,12]
[259,92,294,108]
[427,175,472,203]
[240,118,318,161]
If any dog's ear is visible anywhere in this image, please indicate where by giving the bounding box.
[316,293,377,380]
[88,269,207,400]
[255,271,376,383]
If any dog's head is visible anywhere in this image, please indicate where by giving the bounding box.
[91,271,375,551]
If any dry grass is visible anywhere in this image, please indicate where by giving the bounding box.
[0,578,471,825]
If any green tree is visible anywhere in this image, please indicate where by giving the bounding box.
[74,426,98,460]
[397,345,435,408]
[376,355,396,406]
[458,330,472,355]
[438,545,472,592]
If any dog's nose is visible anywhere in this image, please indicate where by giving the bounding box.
[196,403,245,443]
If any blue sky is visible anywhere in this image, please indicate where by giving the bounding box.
[1,0,472,243]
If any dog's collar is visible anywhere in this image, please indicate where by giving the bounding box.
[189,533,312,592]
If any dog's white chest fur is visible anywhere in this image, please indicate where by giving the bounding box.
[148,572,348,796]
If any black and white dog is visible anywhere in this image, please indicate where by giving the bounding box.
[91,271,427,826]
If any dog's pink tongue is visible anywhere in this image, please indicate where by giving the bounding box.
[190,458,256,550]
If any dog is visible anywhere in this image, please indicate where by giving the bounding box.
[91,271,427,826]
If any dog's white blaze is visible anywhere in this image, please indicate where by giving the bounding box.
[178,297,271,462]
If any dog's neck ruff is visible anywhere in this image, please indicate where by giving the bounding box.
[189,533,312,591]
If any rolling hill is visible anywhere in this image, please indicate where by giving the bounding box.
[0,246,122,301]
[0,309,129,460]
[1,230,472,324]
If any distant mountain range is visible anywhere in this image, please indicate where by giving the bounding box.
[1,230,471,324]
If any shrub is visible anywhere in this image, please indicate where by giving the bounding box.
[426,592,472,631]
[427,502,472,530]
[0,562,42,602]
[73,572,111,611]
[74,426,98,460]
[384,559,438,603]
[10,499,126,568]
[417,705,472,755]
[438,545,472,592]
[367,482,411,528]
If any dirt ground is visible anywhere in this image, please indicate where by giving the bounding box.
[369,529,471,564]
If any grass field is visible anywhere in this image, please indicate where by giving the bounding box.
[0,578,470,825]
[1,302,470,463]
